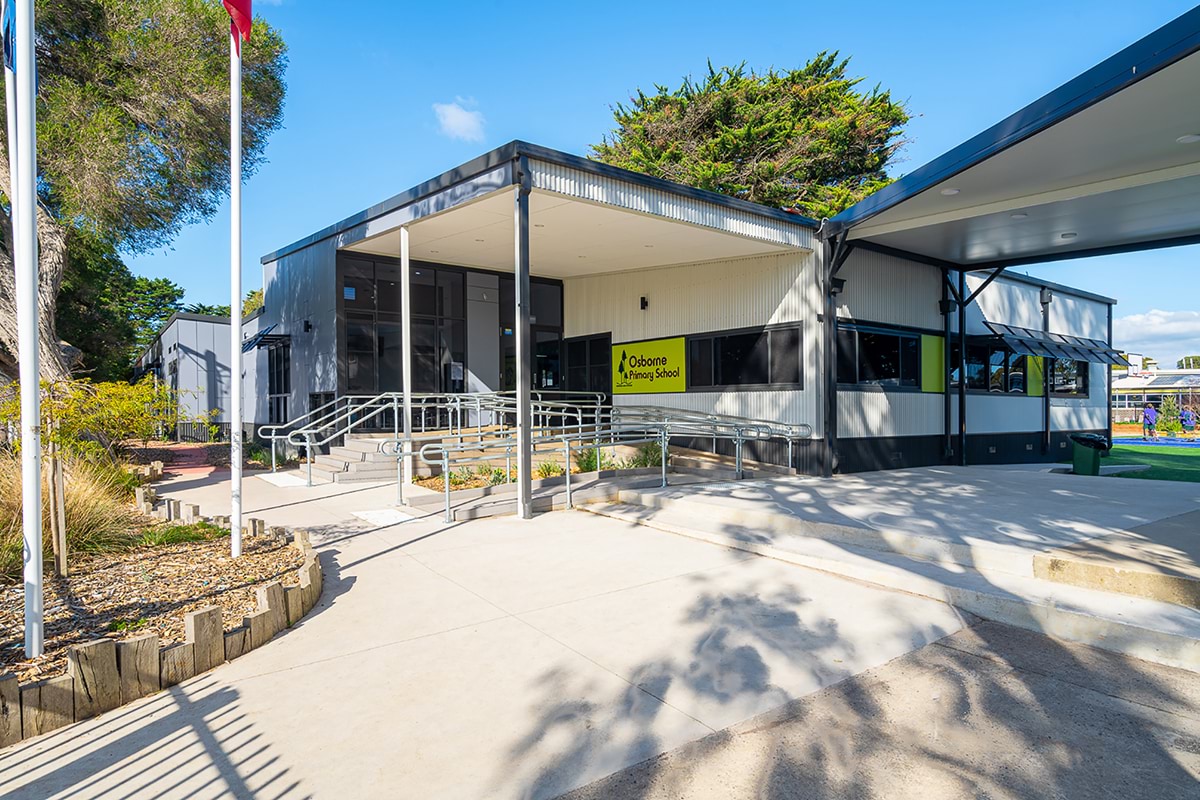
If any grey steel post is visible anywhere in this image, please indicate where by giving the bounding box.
[660,428,668,488]
[401,226,415,488]
[271,437,277,473]
[735,435,744,480]
[514,160,533,519]
[564,438,572,509]
[306,433,314,487]
[442,452,452,524]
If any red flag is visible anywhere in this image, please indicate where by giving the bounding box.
[223,0,252,50]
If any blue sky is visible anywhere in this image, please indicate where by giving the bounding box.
[128,0,1200,365]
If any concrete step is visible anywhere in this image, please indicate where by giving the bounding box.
[581,500,1200,673]
[612,484,1036,578]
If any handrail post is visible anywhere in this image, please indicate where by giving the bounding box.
[392,395,399,443]
[735,433,744,480]
[660,427,668,488]
[271,437,277,473]
[564,438,572,509]
[442,452,452,523]
[306,433,314,487]
[787,437,794,474]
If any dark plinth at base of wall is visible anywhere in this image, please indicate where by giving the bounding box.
[835,430,1109,474]
[673,430,1108,477]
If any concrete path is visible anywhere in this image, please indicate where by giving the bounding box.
[561,621,1200,800]
[0,498,964,799]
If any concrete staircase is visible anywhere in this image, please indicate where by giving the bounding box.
[309,438,403,484]
[582,485,1200,673]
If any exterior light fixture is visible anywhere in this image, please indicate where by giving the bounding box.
[534,223,545,228]
[940,188,961,196]
[640,296,649,310]
[1010,212,1028,219]
[1061,232,1078,239]
[474,238,484,243]
[1176,134,1200,144]
[303,320,313,333]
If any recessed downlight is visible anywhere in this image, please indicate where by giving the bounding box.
[644,244,654,248]
[1176,134,1200,144]
[940,188,961,196]
[429,250,439,254]
[1010,212,1028,220]
[534,223,545,228]
[474,238,485,242]
[1061,232,1078,240]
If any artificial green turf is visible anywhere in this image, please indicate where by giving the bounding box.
[1104,444,1200,483]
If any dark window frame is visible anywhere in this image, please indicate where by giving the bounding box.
[685,323,804,392]
[949,339,1031,396]
[837,323,921,390]
[1051,358,1090,397]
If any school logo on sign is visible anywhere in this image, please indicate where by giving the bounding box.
[612,337,686,394]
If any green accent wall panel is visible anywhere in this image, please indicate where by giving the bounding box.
[921,335,945,393]
[1028,356,1045,397]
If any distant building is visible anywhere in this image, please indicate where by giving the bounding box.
[134,312,236,441]
[1111,368,1200,421]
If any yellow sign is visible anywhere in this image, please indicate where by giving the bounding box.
[612,337,687,394]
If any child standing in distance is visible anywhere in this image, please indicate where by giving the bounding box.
[1143,402,1159,441]
[1182,406,1197,438]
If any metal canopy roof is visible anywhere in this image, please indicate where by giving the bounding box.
[985,322,1129,366]
[241,324,289,352]
[827,7,1200,269]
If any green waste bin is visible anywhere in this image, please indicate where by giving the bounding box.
[1070,433,1109,476]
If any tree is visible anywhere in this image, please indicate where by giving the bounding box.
[1179,356,1200,370]
[185,302,231,317]
[0,0,287,381]
[243,288,264,317]
[56,234,136,381]
[126,277,185,357]
[591,54,909,219]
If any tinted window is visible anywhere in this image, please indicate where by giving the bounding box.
[689,339,713,388]
[531,282,562,328]
[770,328,801,385]
[716,331,769,386]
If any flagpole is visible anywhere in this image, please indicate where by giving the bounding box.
[229,27,243,559]
[13,0,41,658]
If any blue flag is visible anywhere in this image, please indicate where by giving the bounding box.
[1,0,14,73]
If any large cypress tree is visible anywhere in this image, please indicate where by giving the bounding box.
[592,54,909,219]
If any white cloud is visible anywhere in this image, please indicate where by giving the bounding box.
[432,98,485,143]
[1112,308,1200,367]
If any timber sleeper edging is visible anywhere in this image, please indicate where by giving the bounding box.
[0,522,323,748]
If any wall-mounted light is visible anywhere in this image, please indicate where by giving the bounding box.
[830,277,847,295]
[640,296,649,311]
[303,320,313,333]
[1040,287,1053,306]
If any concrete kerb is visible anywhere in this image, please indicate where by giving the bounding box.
[0,515,324,749]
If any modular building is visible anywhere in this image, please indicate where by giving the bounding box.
[134,312,236,440]
[246,7,1200,487]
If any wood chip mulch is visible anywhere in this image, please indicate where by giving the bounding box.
[0,536,304,683]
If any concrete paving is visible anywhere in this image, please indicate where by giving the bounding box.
[560,621,1200,800]
[0,488,965,799]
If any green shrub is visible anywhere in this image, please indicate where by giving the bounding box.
[537,461,565,479]
[574,447,615,473]
[627,442,667,469]
[486,467,508,486]
[138,521,228,547]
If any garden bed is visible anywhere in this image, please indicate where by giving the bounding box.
[0,529,303,683]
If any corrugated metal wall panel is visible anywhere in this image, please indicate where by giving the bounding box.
[838,391,943,438]
[966,395,1042,434]
[837,249,942,330]
[966,277,1043,332]
[1051,401,1108,431]
[565,252,818,341]
[565,251,820,433]
[1048,293,1108,340]
[530,160,814,250]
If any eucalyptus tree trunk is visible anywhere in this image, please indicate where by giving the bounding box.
[0,154,72,382]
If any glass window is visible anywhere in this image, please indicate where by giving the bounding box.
[716,331,769,386]
[837,328,858,384]
[689,339,714,388]
[342,258,375,311]
[376,320,403,392]
[410,268,437,314]
[375,264,403,314]
[859,332,901,384]
[436,270,464,319]
[1052,359,1089,396]
[534,331,561,390]
[1007,353,1026,394]
[966,345,988,390]
[532,282,563,328]
[770,328,801,385]
[988,348,1007,392]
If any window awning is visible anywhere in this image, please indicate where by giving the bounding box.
[985,322,1129,366]
[241,324,290,353]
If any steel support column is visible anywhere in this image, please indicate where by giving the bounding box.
[400,226,414,490]
[821,233,852,478]
[1041,287,1053,454]
[941,270,954,461]
[957,271,968,466]
[1107,303,1114,445]
[514,159,533,519]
